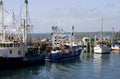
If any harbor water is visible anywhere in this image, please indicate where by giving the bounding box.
[0,51,120,79]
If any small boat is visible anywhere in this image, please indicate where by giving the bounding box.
[0,0,45,68]
[94,42,111,54]
[94,18,111,54]
[45,26,82,61]
[111,27,120,51]
[111,42,120,51]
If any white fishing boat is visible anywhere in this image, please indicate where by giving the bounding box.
[94,18,111,54]
[94,43,111,54]
[0,0,45,68]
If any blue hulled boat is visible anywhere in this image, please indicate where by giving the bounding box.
[45,46,81,61]
[45,26,82,61]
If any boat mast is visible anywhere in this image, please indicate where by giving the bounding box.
[12,12,15,30]
[112,27,115,42]
[52,26,55,47]
[11,12,15,35]
[23,0,28,43]
[0,0,3,41]
[101,18,103,41]
[71,25,74,46]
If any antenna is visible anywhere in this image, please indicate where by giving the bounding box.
[112,27,115,41]
[72,25,75,46]
[12,12,15,29]
[101,18,103,40]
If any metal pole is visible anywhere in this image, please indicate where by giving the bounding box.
[23,0,28,43]
[0,0,3,40]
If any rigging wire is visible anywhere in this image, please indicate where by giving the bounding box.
[3,8,20,24]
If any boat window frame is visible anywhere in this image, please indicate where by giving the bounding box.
[10,43,13,47]
[13,42,20,47]
[0,43,13,48]
[0,44,2,47]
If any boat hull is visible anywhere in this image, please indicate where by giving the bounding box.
[111,46,120,51]
[45,50,81,61]
[94,46,111,54]
[0,54,45,69]
[111,42,120,51]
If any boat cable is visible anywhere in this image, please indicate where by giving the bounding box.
[3,8,20,24]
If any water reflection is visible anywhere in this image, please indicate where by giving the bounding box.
[111,50,120,53]
[45,58,81,79]
[0,58,81,79]
[1,52,120,79]
[93,54,110,79]
[80,52,94,61]
[0,63,45,79]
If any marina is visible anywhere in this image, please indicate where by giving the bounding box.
[0,0,120,79]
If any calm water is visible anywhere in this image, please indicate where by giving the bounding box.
[0,51,120,79]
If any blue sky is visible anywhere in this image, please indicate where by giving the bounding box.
[3,0,120,33]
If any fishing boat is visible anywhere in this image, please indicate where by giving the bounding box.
[0,0,45,68]
[111,28,120,51]
[94,42,111,54]
[94,18,111,54]
[45,26,82,61]
[111,42,120,50]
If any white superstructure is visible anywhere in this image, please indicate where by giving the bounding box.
[0,0,29,58]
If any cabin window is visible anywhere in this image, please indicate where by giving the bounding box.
[16,44,18,47]
[14,43,17,47]
[0,43,13,47]
[10,50,12,54]
[3,44,6,47]
[10,44,13,47]
[0,44,2,47]
[18,43,20,47]
[6,44,10,47]
[85,39,89,41]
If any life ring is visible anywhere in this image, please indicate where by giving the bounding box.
[18,50,21,55]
